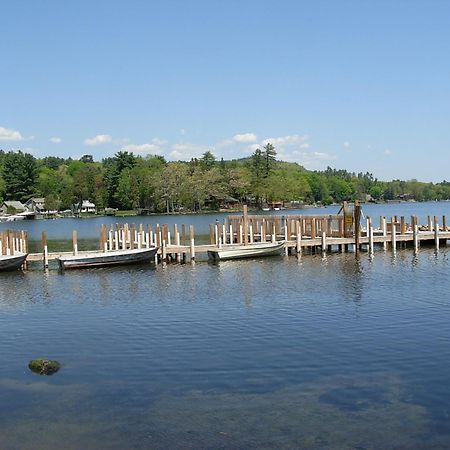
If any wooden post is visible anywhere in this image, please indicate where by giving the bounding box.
[124,223,129,249]
[368,217,374,254]
[189,225,195,261]
[216,223,221,248]
[181,224,186,246]
[243,204,249,245]
[400,216,406,234]
[434,216,439,250]
[114,225,119,250]
[149,226,153,248]
[175,229,181,262]
[354,200,361,255]
[381,216,387,251]
[391,217,396,253]
[19,230,24,253]
[138,224,143,249]
[321,231,326,254]
[443,215,447,231]
[428,215,433,232]
[162,239,167,262]
[7,231,14,255]
[72,230,78,255]
[284,217,288,255]
[42,231,48,268]
[130,223,136,250]
[413,224,419,253]
[22,231,28,269]
[272,223,276,243]
[166,225,171,246]
[108,225,114,251]
[296,220,302,254]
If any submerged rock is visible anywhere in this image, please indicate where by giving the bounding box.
[28,359,61,375]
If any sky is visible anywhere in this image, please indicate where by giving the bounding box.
[1,0,450,182]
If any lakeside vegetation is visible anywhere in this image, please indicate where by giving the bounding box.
[1,145,450,213]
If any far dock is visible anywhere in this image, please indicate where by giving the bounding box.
[5,203,449,268]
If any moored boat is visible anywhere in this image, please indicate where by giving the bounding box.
[207,241,285,262]
[58,247,158,270]
[0,252,28,271]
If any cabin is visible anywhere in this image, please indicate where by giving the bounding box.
[24,197,46,214]
[205,195,240,210]
[74,200,96,213]
[267,201,284,210]
[0,201,26,215]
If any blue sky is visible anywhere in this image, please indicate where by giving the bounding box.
[1,0,450,181]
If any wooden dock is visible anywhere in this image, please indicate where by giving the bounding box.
[16,205,450,268]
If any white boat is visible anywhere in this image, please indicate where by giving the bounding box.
[0,252,28,271]
[207,241,285,262]
[58,247,158,270]
[6,215,26,221]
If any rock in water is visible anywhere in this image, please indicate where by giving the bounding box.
[28,359,61,375]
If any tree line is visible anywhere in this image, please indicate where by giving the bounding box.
[1,145,449,213]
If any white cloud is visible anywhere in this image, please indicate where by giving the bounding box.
[233,133,257,143]
[123,143,161,154]
[121,138,168,155]
[49,137,61,144]
[0,126,24,141]
[384,149,391,156]
[245,133,335,170]
[180,129,186,135]
[262,134,308,147]
[169,143,213,160]
[84,134,112,146]
[246,143,261,153]
[277,149,336,169]
[343,141,350,148]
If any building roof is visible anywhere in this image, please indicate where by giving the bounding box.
[75,200,96,208]
[2,201,26,210]
[27,197,45,204]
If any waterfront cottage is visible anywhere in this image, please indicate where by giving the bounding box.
[74,200,96,213]
[24,197,46,214]
[0,201,26,215]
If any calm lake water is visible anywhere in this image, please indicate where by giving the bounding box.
[2,200,450,241]
[1,202,450,449]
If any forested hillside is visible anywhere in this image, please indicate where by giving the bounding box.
[1,144,449,212]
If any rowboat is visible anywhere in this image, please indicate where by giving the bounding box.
[0,252,28,271]
[207,241,285,262]
[58,247,158,270]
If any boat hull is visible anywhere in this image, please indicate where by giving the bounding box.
[207,241,285,262]
[0,253,27,271]
[58,247,158,270]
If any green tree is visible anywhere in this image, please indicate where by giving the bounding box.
[2,151,38,202]
[199,151,216,171]
[262,143,277,177]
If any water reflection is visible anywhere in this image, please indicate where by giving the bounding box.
[0,249,450,448]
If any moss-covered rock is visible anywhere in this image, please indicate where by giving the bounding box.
[28,359,61,375]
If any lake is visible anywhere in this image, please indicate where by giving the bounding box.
[1,202,450,448]
[2,201,450,242]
